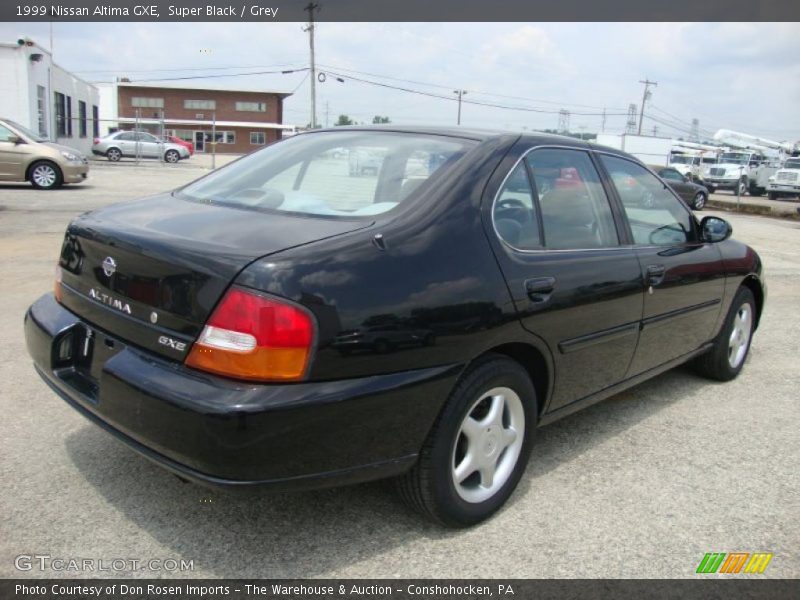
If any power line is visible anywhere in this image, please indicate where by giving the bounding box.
[319,68,627,117]
[107,67,308,84]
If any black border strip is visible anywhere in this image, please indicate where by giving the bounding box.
[3,0,799,22]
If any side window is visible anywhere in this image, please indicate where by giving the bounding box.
[0,125,16,142]
[117,132,135,141]
[600,155,695,246]
[659,168,683,181]
[527,149,619,250]
[493,162,541,249]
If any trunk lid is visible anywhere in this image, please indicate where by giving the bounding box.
[58,193,371,361]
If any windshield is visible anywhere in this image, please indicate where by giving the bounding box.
[784,159,800,169]
[719,153,749,165]
[178,131,475,217]
[5,119,47,142]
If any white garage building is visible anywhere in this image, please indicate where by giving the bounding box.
[0,37,99,155]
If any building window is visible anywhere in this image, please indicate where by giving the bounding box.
[131,97,164,108]
[250,131,266,145]
[78,101,87,138]
[36,85,47,137]
[92,105,99,137]
[236,101,267,112]
[54,92,66,137]
[184,99,216,110]
[66,96,73,137]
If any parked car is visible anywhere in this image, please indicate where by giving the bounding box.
[25,128,765,527]
[0,117,88,189]
[654,166,709,210]
[92,131,190,163]
[161,135,194,156]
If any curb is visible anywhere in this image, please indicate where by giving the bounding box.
[707,199,800,220]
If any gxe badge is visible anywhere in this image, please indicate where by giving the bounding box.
[102,256,117,277]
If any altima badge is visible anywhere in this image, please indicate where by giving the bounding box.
[102,256,117,277]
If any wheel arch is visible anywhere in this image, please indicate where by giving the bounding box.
[740,275,764,330]
[25,159,61,182]
[471,342,550,417]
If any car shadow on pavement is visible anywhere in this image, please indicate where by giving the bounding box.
[64,364,717,578]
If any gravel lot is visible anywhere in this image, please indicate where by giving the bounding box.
[1,163,798,579]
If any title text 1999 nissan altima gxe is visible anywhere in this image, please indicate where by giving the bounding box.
[25,127,765,526]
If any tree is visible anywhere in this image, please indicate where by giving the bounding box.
[335,114,355,126]
[372,115,391,124]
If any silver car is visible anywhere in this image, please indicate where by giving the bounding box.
[92,131,190,163]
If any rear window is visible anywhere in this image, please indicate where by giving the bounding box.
[177,131,475,217]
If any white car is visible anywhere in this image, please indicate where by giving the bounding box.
[767,157,800,200]
[92,131,191,163]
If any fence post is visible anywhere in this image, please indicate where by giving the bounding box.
[211,112,216,170]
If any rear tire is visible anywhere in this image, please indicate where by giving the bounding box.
[106,147,122,162]
[395,355,536,527]
[692,287,755,382]
[28,161,63,189]
[768,192,778,200]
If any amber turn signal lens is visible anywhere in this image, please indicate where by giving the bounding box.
[185,287,315,382]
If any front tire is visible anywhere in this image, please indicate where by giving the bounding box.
[692,192,706,210]
[736,178,748,196]
[768,192,778,200]
[29,161,63,189]
[396,355,536,527]
[692,287,755,382]
[165,149,180,163]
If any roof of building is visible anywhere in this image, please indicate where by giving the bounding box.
[116,117,295,130]
[114,81,293,98]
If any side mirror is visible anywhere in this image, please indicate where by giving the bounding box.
[700,216,732,243]
[6,135,23,144]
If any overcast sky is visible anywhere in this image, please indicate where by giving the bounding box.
[3,21,799,141]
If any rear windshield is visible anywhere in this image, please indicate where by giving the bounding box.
[177,130,475,217]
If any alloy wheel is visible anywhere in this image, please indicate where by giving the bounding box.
[728,302,752,369]
[451,386,525,504]
[32,164,57,188]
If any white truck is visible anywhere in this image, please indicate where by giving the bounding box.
[767,157,800,200]
[700,150,778,196]
[704,129,796,196]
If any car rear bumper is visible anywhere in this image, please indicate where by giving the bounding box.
[25,293,458,489]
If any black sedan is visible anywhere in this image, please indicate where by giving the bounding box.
[654,166,710,210]
[25,127,765,527]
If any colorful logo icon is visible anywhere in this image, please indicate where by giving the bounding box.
[696,552,773,574]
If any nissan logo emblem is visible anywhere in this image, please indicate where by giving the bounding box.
[102,256,117,277]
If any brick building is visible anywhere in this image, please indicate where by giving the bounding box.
[97,82,294,153]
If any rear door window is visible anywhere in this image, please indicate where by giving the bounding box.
[526,149,619,250]
[493,163,541,249]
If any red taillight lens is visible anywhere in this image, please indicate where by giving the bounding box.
[185,287,315,382]
[54,265,63,303]
[93,138,100,145]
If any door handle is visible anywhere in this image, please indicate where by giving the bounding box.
[524,276,556,303]
[646,264,666,287]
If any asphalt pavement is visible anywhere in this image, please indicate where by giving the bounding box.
[0,165,797,579]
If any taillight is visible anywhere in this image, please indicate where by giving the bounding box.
[54,265,63,303]
[185,287,315,382]
[93,138,100,145]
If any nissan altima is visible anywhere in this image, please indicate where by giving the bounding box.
[25,127,765,526]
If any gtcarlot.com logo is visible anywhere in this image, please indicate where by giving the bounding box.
[15,554,194,573]
[696,552,773,574]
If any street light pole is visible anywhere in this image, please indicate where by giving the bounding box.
[454,89,467,125]
[304,3,320,129]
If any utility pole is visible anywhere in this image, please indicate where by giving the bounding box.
[601,108,606,133]
[324,101,329,128]
[637,78,657,135]
[453,89,467,125]
[303,2,319,129]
